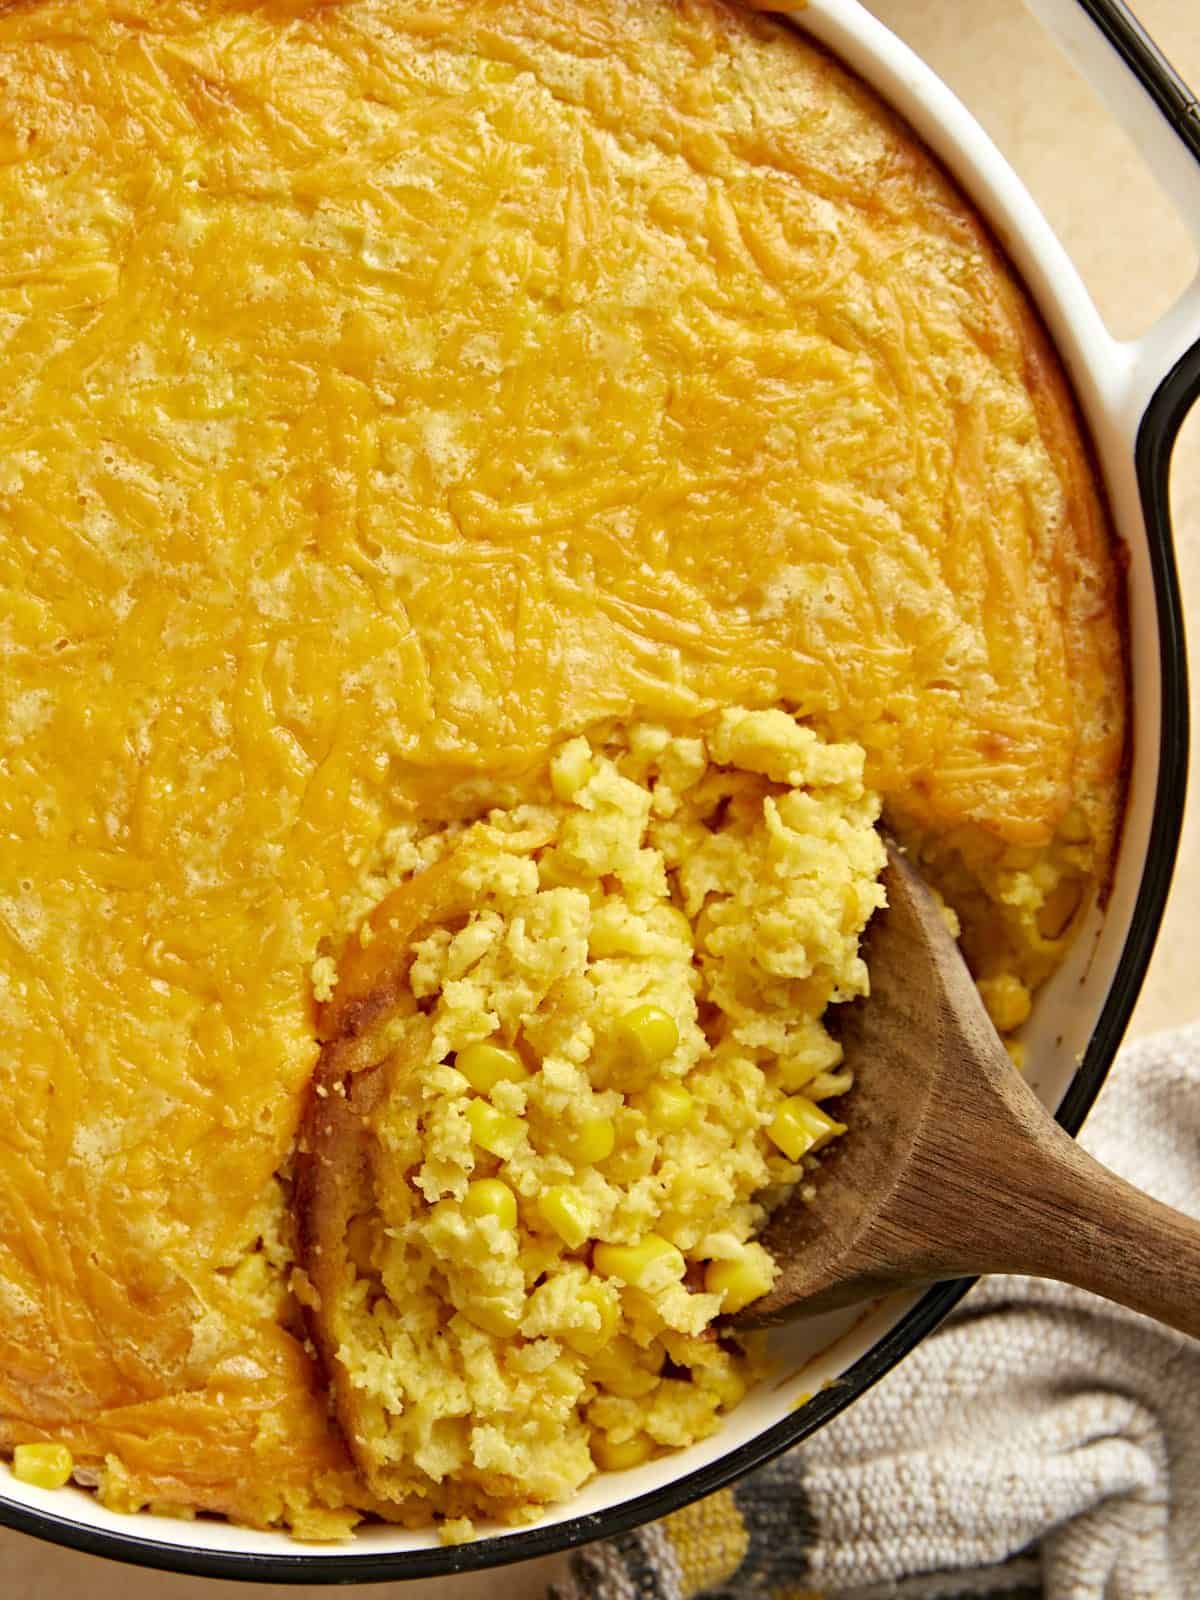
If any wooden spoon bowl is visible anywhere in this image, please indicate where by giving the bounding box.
[738,844,1200,1338]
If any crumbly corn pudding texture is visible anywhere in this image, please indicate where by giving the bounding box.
[297,712,883,1532]
[0,0,1124,1540]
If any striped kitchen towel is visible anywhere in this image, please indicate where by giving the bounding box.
[551,1023,1200,1600]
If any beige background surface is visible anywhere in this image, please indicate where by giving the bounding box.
[4,1,1197,1595]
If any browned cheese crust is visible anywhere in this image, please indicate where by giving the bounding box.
[0,0,1124,1530]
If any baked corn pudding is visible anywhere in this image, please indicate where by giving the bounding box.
[296,711,884,1529]
[0,0,1124,1541]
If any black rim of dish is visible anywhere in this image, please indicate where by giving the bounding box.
[1,0,1194,1583]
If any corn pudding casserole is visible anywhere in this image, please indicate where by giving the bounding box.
[0,0,1123,1539]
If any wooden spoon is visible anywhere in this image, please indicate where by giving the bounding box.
[738,843,1200,1338]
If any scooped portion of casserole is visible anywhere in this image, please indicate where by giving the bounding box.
[296,711,884,1533]
[0,0,1123,1537]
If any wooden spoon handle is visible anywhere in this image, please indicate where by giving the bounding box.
[743,850,1200,1339]
[973,1120,1200,1340]
[906,1087,1200,1340]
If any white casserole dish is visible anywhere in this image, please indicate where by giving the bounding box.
[1,0,1195,1581]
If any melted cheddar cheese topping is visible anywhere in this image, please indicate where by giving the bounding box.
[0,0,1123,1532]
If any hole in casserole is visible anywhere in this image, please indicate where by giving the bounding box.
[294,709,886,1534]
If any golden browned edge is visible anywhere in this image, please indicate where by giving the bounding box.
[757,2,1129,895]
[294,844,517,1506]
[295,901,435,1490]
[973,191,1130,899]
[293,1036,392,1493]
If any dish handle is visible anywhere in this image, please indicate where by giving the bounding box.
[1026,0,1200,427]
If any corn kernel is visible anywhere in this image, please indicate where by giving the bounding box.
[466,1098,523,1157]
[641,1081,695,1131]
[704,1244,775,1314]
[550,737,596,800]
[615,1004,679,1069]
[977,973,1032,1033]
[561,1283,620,1355]
[1037,877,1084,941]
[587,1335,663,1396]
[464,1300,522,1338]
[462,1178,518,1229]
[564,1116,615,1166]
[538,1185,592,1249]
[12,1443,74,1491]
[456,1040,529,1094]
[767,1096,846,1162]
[776,1031,842,1092]
[804,1069,853,1100]
[706,1363,748,1410]
[776,1057,828,1093]
[594,1234,685,1291]
[591,1431,655,1471]
[439,1516,476,1547]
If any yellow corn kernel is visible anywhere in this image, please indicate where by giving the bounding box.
[564,1116,615,1166]
[594,1233,685,1291]
[1037,876,1084,941]
[615,1004,679,1070]
[462,1178,518,1229]
[977,973,1032,1033]
[767,1096,846,1162]
[12,1443,74,1491]
[466,1098,523,1157]
[464,1300,522,1338]
[1005,1038,1027,1072]
[804,1069,853,1101]
[587,1335,663,1397]
[776,1056,834,1094]
[641,1080,695,1132]
[592,1431,655,1471]
[704,1243,775,1314]
[706,1363,748,1411]
[439,1517,475,1547]
[538,1185,592,1249]
[456,1040,529,1094]
[550,737,596,800]
[561,1283,620,1356]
